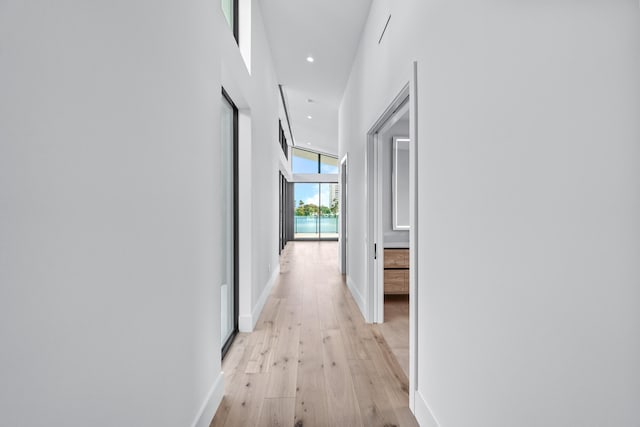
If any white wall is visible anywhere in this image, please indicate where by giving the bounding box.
[0,0,281,425]
[340,1,640,426]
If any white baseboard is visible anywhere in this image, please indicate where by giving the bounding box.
[346,275,367,321]
[238,264,280,332]
[238,313,253,332]
[191,371,224,427]
[415,390,440,427]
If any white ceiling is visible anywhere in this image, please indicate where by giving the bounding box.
[260,0,373,155]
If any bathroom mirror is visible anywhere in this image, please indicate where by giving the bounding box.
[393,137,410,230]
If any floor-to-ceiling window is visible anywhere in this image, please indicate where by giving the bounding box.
[294,182,339,240]
[220,89,238,358]
[290,148,339,241]
[294,183,319,239]
[319,183,339,238]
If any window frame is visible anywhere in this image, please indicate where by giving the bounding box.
[222,0,239,44]
[291,147,338,174]
[221,87,239,360]
[320,154,339,174]
[292,181,340,241]
[233,0,239,43]
[279,120,289,160]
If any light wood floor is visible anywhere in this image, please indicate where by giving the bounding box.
[380,296,410,380]
[210,241,418,427]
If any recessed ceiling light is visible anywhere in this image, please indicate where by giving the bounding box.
[306,56,314,63]
[307,115,312,119]
[307,142,311,145]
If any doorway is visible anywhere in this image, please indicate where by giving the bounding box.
[293,182,339,240]
[340,155,348,275]
[365,64,418,410]
[377,105,410,380]
[221,88,239,359]
[367,90,410,325]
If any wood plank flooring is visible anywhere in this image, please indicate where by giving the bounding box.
[210,242,418,427]
[379,295,410,379]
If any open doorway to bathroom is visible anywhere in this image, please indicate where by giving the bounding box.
[366,82,415,386]
[379,107,410,380]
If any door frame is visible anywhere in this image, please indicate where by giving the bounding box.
[366,86,410,325]
[339,154,348,274]
[365,62,419,411]
[292,181,339,241]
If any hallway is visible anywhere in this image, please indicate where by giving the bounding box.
[211,242,418,427]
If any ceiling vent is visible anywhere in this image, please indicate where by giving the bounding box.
[378,14,391,44]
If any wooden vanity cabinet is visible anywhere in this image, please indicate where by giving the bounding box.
[383,248,409,295]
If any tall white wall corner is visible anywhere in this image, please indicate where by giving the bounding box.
[190,372,224,427]
[415,391,440,427]
[238,110,253,333]
[238,263,280,332]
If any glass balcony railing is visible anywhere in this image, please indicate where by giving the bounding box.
[294,215,339,239]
